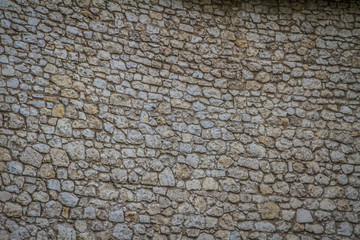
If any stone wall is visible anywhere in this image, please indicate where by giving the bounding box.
[0,0,360,239]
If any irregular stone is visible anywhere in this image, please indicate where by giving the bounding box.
[58,192,79,207]
[113,224,133,240]
[55,224,76,240]
[159,167,175,186]
[260,202,280,219]
[20,147,43,168]
[296,209,313,223]
[111,168,127,183]
[4,202,22,217]
[50,148,70,167]
[246,143,266,158]
[202,178,219,191]
[51,75,72,87]
[8,113,25,129]
[109,205,124,223]
[64,141,85,160]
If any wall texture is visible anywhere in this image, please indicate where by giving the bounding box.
[0,0,360,239]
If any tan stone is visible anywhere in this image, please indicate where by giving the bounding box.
[182,133,192,143]
[110,93,132,107]
[142,172,158,185]
[51,75,71,87]
[52,104,65,117]
[175,164,191,180]
[38,164,56,179]
[50,148,69,167]
[61,89,78,98]
[157,102,171,114]
[235,39,248,48]
[4,202,22,217]
[202,177,219,191]
[218,156,233,168]
[150,10,162,20]
[0,147,12,161]
[62,207,69,219]
[260,202,280,219]
[194,196,206,213]
[45,64,58,74]
[84,104,98,114]
[142,76,162,86]
[170,99,191,109]
[219,214,234,230]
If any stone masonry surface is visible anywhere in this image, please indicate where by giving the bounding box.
[0,0,360,239]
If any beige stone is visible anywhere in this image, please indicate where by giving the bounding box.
[51,75,72,87]
[260,202,280,219]
[202,177,219,191]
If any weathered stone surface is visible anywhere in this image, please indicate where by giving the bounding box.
[20,147,43,168]
[4,203,22,217]
[58,192,79,207]
[113,224,132,240]
[1,1,359,239]
[64,141,85,160]
[50,148,69,167]
[260,202,280,219]
[55,224,76,240]
[8,113,25,129]
[159,167,175,186]
[296,209,313,223]
[109,205,124,223]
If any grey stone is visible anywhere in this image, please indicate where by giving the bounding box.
[296,209,313,223]
[7,161,23,174]
[337,222,353,236]
[109,205,124,222]
[58,192,79,207]
[159,167,175,186]
[113,224,133,240]
[55,224,76,240]
[20,147,43,168]
[64,141,85,160]
[56,118,72,137]
[8,113,25,129]
[246,143,266,158]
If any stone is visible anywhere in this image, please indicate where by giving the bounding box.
[113,224,133,240]
[202,178,219,191]
[2,64,15,76]
[20,147,43,168]
[110,93,132,107]
[246,143,266,158]
[260,202,280,219]
[7,161,23,174]
[56,118,73,137]
[10,227,30,240]
[296,209,313,223]
[111,168,127,183]
[51,75,72,87]
[50,148,70,167]
[337,222,353,236]
[55,224,76,240]
[4,203,22,217]
[0,191,12,202]
[38,164,56,179]
[109,205,125,222]
[58,192,79,207]
[8,113,25,129]
[43,201,62,218]
[159,167,175,186]
[103,41,123,53]
[98,183,118,200]
[64,141,85,160]
[145,135,162,148]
